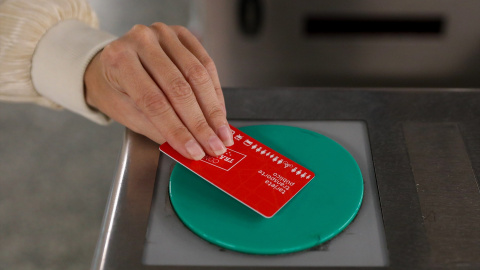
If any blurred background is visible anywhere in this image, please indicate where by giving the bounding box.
[2,0,480,269]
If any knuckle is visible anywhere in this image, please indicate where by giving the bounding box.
[150,22,171,35]
[167,125,189,140]
[201,56,217,74]
[172,25,189,35]
[186,64,210,85]
[168,77,193,102]
[129,24,155,44]
[139,92,169,116]
[207,106,225,119]
[131,24,150,34]
[192,119,211,134]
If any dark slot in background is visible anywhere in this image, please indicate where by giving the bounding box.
[305,16,444,36]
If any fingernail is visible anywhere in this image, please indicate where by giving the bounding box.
[209,135,227,156]
[217,125,234,147]
[185,139,205,160]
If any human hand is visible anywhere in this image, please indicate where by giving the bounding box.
[84,23,233,160]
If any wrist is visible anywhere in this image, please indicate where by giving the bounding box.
[84,52,102,110]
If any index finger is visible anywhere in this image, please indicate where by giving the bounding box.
[148,23,233,150]
[171,26,227,116]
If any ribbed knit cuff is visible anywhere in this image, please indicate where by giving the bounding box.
[32,19,117,125]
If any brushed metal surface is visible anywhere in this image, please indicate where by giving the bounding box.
[91,130,159,270]
[403,123,480,266]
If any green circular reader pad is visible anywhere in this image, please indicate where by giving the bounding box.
[169,125,364,255]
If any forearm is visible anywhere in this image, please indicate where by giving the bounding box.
[0,0,116,124]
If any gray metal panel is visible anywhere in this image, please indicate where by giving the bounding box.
[142,121,388,267]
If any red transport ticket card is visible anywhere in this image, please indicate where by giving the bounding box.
[159,125,315,218]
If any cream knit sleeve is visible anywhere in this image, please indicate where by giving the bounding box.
[0,0,117,124]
